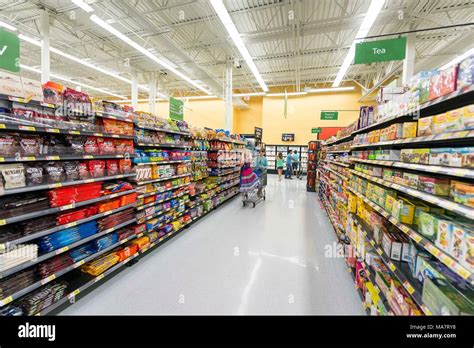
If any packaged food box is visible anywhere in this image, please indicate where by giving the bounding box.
[461,147,474,168]
[383,169,394,182]
[422,277,474,315]
[461,230,473,272]
[435,217,454,253]
[429,148,451,166]
[418,176,451,196]
[382,231,402,261]
[402,122,418,139]
[450,147,469,167]
[462,104,474,130]
[415,149,430,164]
[393,171,404,185]
[433,113,447,134]
[418,211,441,241]
[429,65,457,101]
[417,116,434,136]
[457,55,474,89]
[449,223,470,262]
[408,245,430,278]
[385,194,397,214]
[397,197,415,225]
[403,173,419,189]
[451,180,474,207]
[0,71,23,97]
[414,202,430,226]
[445,108,464,133]
[400,149,413,163]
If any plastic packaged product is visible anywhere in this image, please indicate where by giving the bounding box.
[97,138,115,155]
[78,162,89,179]
[106,160,119,176]
[119,159,132,174]
[457,55,474,89]
[25,164,44,186]
[83,137,99,154]
[429,148,451,166]
[435,218,454,253]
[45,162,65,183]
[64,161,80,181]
[450,147,469,167]
[0,134,18,156]
[87,160,105,178]
[418,176,450,196]
[0,164,26,189]
[451,181,474,207]
[19,136,42,156]
[417,116,433,136]
[402,122,417,139]
[429,65,457,101]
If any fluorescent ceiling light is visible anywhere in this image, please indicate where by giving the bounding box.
[18,33,42,46]
[440,47,474,70]
[20,64,127,99]
[90,14,211,95]
[113,98,167,103]
[234,92,266,97]
[209,0,268,92]
[0,21,17,31]
[332,0,385,87]
[308,86,355,93]
[266,92,307,97]
[176,95,217,100]
[71,0,94,13]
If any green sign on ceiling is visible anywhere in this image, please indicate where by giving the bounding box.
[311,127,322,134]
[169,97,184,121]
[0,29,20,72]
[354,37,407,65]
[321,111,338,120]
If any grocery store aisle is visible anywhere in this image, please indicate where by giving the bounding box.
[61,175,364,315]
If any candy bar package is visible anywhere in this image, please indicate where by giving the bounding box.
[42,81,64,105]
[18,281,68,315]
[45,162,66,183]
[66,136,85,154]
[0,133,19,156]
[97,137,115,155]
[0,164,26,189]
[106,160,119,176]
[87,160,105,178]
[64,161,80,181]
[83,137,99,155]
[25,164,44,186]
[457,55,474,89]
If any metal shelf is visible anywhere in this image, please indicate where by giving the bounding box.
[347,186,473,284]
[0,173,135,196]
[137,183,190,199]
[95,110,134,123]
[351,158,474,179]
[136,142,191,149]
[136,191,189,211]
[325,133,354,146]
[134,123,191,136]
[0,189,137,226]
[349,169,474,220]
[0,218,136,281]
[134,160,190,166]
[134,173,191,186]
[0,94,56,108]
[0,203,136,249]
[0,154,128,163]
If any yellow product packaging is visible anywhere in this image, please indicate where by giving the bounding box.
[385,194,397,214]
[414,202,430,226]
[374,129,381,142]
[151,165,160,179]
[392,199,402,220]
[402,122,418,139]
[445,108,464,132]
[418,116,434,136]
[399,197,415,225]
[348,193,357,213]
[414,148,430,164]
[462,104,474,130]
[433,113,447,134]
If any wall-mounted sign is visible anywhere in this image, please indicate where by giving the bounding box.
[0,29,20,72]
[169,97,184,121]
[311,127,322,134]
[321,111,338,120]
[282,133,294,142]
[254,127,263,140]
[354,37,407,65]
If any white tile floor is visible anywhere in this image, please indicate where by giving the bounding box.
[61,175,365,315]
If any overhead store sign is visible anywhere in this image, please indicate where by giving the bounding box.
[354,37,406,64]
[311,127,322,134]
[169,97,184,121]
[254,127,262,140]
[0,29,20,72]
[321,111,338,120]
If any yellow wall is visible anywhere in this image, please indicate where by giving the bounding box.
[136,99,226,129]
[135,87,374,144]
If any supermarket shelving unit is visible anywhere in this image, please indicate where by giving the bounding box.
[317,79,474,316]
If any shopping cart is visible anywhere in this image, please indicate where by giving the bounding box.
[240,166,266,207]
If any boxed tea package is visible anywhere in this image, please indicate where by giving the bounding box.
[457,55,474,89]
[418,176,451,196]
[451,180,474,207]
[429,148,451,166]
[402,122,418,139]
[418,116,434,137]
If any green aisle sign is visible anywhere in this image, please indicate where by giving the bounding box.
[311,128,322,134]
[169,97,184,121]
[0,29,20,72]
[355,37,406,64]
[321,111,338,120]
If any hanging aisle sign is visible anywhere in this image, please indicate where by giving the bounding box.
[311,128,322,134]
[321,111,338,120]
[354,37,406,64]
[254,127,262,140]
[169,97,184,121]
[0,29,20,72]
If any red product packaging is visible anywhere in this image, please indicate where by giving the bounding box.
[97,199,121,213]
[78,162,90,179]
[114,139,134,155]
[85,205,99,217]
[97,138,115,155]
[87,160,105,178]
[120,193,137,206]
[56,208,88,225]
[144,196,155,204]
[115,244,138,262]
[84,137,99,154]
[106,160,119,176]
[133,224,146,235]
[429,65,457,100]
[119,159,132,174]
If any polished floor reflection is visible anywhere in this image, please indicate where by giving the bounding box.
[61,175,365,315]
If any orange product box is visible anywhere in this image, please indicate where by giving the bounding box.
[115,244,139,262]
[132,236,150,251]
[144,196,155,204]
[97,198,121,213]
[120,192,137,206]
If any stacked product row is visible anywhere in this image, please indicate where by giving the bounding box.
[318,55,474,316]
[0,74,247,316]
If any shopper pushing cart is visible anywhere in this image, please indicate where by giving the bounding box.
[240,150,267,207]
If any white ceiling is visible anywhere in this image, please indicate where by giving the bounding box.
[1,0,473,100]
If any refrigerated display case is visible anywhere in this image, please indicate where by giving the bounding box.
[264,145,307,174]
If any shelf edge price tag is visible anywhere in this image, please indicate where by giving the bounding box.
[403,281,415,294]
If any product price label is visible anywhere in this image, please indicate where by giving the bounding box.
[19,125,36,131]
[0,219,6,226]
[95,274,105,282]
[25,156,36,161]
[46,156,60,160]
[56,246,69,254]
[421,305,432,315]
[411,233,423,243]
[46,128,60,133]
[389,263,396,272]
[456,267,470,280]
[1,296,13,306]
[59,203,74,211]
[94,133,103,137]
[68,289,81,299]
[377,248,383,255]
[49,183,62,188]
[68,130,80,135]
[0,124,5,129]
[403,281,415,294]
[41,274,56,285]
[74,260,85,268]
